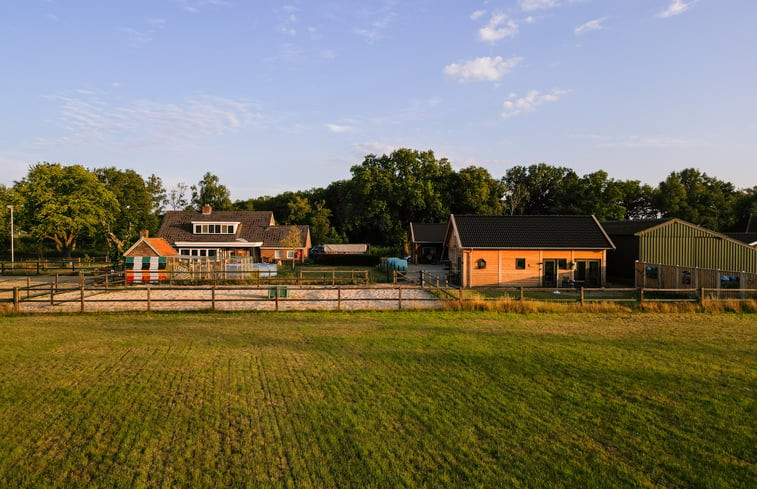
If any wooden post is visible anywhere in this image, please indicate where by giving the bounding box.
[80,282,85,313]
[459,288,464,301]
[420,270,424,288]
[26,276,30,298]
[146,287,151,312]
[519,286,524,302]
[12,287,19,313]
[50,284,54,305]
[298,270,302,285]
[579,287,584,306]
[332,270,335,286]
[639,288,645,304]
[275,286,279,312]
[337,287,341,311]
[105,273,109,290]
[211,286,216,311]
[55,273,59,293]
[398,285,402,310]
[36,261,40,275]
[79,271,84,289]
[393,270,397,284]
[698,287,704,305]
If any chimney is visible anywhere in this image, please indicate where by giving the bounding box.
[139,230,149,238]
[202,204,212,215]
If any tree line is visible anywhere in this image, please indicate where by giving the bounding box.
[1,148,755,258]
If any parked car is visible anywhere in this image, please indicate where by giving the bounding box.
[308,246,325,259]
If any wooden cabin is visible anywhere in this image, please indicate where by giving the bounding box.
[445,215,615,288]
[409,223,446,264]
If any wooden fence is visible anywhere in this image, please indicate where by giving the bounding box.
[635,261,757,289]
[2,283,755,314]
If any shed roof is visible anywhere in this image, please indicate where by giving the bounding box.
[410,223,447,243]
[450,215,615,249]
[123,237,178,257]
[157,210,275,244]
[600,219,672,236]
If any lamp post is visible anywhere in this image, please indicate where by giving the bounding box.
[6,205,13,270]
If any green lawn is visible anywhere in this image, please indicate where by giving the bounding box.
[0,312,754,488]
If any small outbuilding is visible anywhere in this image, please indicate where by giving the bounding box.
[409,222,446,264]
[122,237,179,284]
[445,215,615,288]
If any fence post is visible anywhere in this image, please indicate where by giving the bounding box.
[80,282,85,313]
[459,288,464,301]
[26,276,30,298]
[79,271,84,289]
[146,286,151,312]
[393,270,397,284]
[420,270,424,288]
[12,287,19,313]
[211,286,216,311]
[105,273,109,290]
[579,287,584,306]
[698,288,704,305]
[519,287,524,302]
[55,273,59,293]
[36,261,40,275]
[50,283,54,305]
[398,285,402,310]
[275,286,279,312]
[332,270,335,286]
[337,287,341,311]
[1,263,4,274]
[639,288,645,304]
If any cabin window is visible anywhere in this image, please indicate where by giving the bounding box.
[682,270,692,285]
[645,266,658,279]
[720,275,740,289]
[558,259,569,270]
[275,250,282,259]
[515,258,526,270]
[477,258,486,269]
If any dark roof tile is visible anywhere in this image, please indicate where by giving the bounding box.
[453,215,614,249]
[410,223,447,243]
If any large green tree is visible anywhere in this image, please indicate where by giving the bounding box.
[501,164,581,215]
[449,166,504,215]
[191,172,232,211]
[655,169,737,231]
[94,167,160,252]
[15,163,117,258]
[346,149,453,246]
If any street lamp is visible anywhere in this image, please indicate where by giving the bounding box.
[6,205,13,270]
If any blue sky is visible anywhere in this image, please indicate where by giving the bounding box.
[1,0,755,200]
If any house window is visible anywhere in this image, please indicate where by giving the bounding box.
[515,258,526,270]
[275,250,282,259]
[286,250,295,259]
[192,223,237,234]
[558,259,569,270]
[181,249,190,256]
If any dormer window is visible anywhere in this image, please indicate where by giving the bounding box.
[192,222,239,234]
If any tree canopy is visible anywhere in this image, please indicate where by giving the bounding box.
[15,163,118,257]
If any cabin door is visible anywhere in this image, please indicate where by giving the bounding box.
[543,260,558,288]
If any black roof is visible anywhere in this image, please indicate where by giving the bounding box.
[452,215,614,249]
[600,219,672,236]
[410,223,447,243]
[725,232,757,245]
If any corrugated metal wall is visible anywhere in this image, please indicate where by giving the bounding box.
[639,221,757,272]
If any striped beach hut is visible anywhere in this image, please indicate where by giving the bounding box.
[123,237,178,284]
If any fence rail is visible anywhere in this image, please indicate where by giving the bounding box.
[1,283,756,314]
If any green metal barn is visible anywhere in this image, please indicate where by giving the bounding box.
[602,218,757,288]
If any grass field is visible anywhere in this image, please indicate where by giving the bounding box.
[0,311,754,488]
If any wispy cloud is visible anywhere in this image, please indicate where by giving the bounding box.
[275,5,299,36]
[520,0,560,12]
[597,135,703,148]
[39,92,262,149]
[658,0,695,18]
[502,89,568,118]
[353,141,399,157]
[575,17,607,35]
[478,11,519,42]
[121,28,152,47]
[353,0,398,43]
[172,0,232,14]
[470,9,486,21]
[327,123,355,133]
[444,56,524,83]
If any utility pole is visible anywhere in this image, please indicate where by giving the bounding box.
[6,205,13,270]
